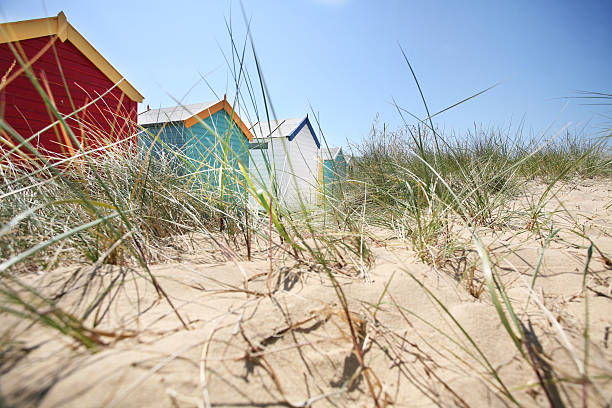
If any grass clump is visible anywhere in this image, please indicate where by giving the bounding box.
[347,120,610,265]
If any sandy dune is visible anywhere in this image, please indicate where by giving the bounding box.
[1,180,610,407]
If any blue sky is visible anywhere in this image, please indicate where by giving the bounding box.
[1,0,611,147]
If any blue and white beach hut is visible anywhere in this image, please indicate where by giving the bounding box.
[248,115,321,207]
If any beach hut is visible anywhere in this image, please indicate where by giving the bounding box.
[319,147,346,193]
[345,154,354,170]
[138,98,253,194]
[248,115,320,208]
[0,12,143,158]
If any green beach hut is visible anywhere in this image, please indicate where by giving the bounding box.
[137,97,253,195]
[319,147,346,195]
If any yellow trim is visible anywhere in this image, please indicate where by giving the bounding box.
[0,15,56,42]
[56,11,68,41]
[184,100,225,128]
[0,11,144,103]
[184,99,254,141]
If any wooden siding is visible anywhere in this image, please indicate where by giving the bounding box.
[0,35,137,158]
[139,121,189,170]
[139,109,249,195]
[285,123,319,205]
[248,122,319,209]
[322,150,346,190]
[0,12,143,102]
[186,110,249,191]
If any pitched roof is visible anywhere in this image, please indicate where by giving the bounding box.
[138,98,253,141]
[138,102,216,125]
[250,115,320,148]
[322,147,342,161]
[250,117,301,138]
[0,11,143,103]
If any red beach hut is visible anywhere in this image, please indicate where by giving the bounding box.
[0,11,144,159]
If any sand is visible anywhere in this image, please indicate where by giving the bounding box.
[1,179,610,407]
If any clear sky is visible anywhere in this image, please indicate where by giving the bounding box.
[1,0,611,147]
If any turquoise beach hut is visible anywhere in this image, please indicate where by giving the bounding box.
[138,97,253,194]
[319,147,346,193]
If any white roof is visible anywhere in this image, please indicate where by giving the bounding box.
[322,147,342,160]
[138,102,216,125]
[249,117,305,140]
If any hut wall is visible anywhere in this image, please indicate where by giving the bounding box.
[286,125,319,205]
[0,36,137,157]
[139,109,249,194]
[322,150,346,189]
[248,128,319,208]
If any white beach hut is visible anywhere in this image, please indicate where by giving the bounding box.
[248,115,321,208]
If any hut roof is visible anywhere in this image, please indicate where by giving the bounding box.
[250,115,320,148]
[0,11,143,103]
[322,147,342,161]
[138,102,216,125]
[138,98,253,141]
